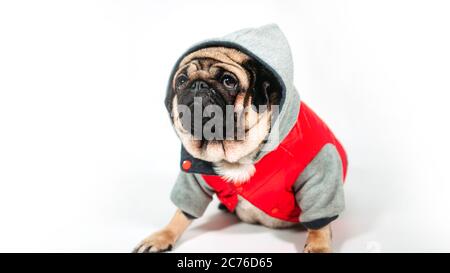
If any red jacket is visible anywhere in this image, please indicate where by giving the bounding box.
[201,103,348,222]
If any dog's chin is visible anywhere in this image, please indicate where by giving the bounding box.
[200,140,228,163]
[197,139,258,164]
[177,124,269,164]
[178,138,253,164]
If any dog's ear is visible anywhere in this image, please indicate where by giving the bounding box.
[243,59,282,112]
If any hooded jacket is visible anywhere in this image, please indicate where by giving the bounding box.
[166,24,348,229]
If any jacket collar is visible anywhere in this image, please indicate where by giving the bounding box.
[180,146,218,175]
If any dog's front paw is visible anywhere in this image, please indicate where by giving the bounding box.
[303,241,332,253]
[133,229,176,253]
[303,226,332,253]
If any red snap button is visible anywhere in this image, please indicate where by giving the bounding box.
[236,186,243,192]
[182,160,192,170]
[271,208,279,214]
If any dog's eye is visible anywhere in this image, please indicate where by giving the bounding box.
[175,74,188,88]
[221,73,238,90]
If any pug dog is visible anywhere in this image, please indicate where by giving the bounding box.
[134,25,347,253]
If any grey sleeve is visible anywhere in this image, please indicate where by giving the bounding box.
[293,143,345,229]
[170,172,215,218]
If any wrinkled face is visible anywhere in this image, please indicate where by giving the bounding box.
[167,47,281,163]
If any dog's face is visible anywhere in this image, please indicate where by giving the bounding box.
[167,47,281,163]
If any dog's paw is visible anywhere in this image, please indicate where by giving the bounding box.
[303,242,332,253]
[303,226,332,253]
[133,229,176,253]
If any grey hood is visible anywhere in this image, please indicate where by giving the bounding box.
[165,24,301,172]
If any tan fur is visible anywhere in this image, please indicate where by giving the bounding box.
[180,47,250,68]
[304,225,332,253]
[173,47,251,91]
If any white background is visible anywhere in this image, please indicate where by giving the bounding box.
[1,0,450,253]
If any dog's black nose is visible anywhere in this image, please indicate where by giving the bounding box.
[190,80,209,92]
